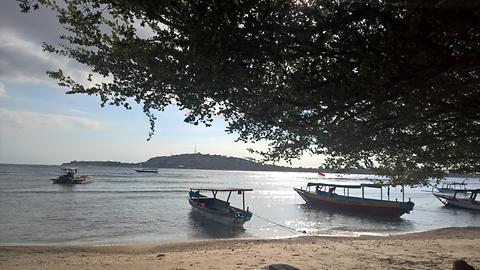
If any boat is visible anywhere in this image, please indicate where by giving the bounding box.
[135,168,158,173]
[294,182,414,218]
[433,180,467,193]
[433,189,480,210]
[51,168,94,184]
[188,188,253,226]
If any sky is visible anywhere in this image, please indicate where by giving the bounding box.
[0,1,323,167]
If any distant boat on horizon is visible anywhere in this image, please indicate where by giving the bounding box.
[135,168,158,173]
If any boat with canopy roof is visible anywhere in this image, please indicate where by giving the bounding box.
[188,188,253,226]
[294,182,414,218]
[433,189,480,210]
[51,168,94,184]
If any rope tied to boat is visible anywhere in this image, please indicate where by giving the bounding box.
[252,213,306,236]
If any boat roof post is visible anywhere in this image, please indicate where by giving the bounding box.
[242,191,245,211]
[212,190,217,198]
[380,187,383,201]
[226,191,232,203]
[402,185,405,202]
[362,186,364,199]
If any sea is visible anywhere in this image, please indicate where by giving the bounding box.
[1,164,479,245]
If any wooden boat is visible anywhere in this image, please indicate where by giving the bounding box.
[433,189,480,211]
[188,188,253,226]
[51,168,94,184]
[135,168,158,173]
[294,182,414,218]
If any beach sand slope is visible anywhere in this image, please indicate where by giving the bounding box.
[1,227,479,270]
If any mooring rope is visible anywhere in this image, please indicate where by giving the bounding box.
[252,213,306,236]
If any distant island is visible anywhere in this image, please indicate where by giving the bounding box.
[62,153,372,173]
[59,154,480,177]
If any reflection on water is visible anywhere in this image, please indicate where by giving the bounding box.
[296,204,415,236]
[188,210,248,239]
[440,205,480,216]
[299,203,406,221]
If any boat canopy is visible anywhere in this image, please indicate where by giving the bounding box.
[453,189,480,193]
[451,182,466,185]
[190,188,253,211]
[443,180,467,185]
[306,182,388,189]
[61,168,77,174]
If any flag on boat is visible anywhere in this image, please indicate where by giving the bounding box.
[318,171,326,177]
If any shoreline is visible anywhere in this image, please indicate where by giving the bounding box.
[0,226,446,247]
[1,227,480,269]
[0,225,468,248]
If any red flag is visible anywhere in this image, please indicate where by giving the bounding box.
[318,171,326,177]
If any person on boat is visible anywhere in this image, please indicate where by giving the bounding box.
[328,186,336,194]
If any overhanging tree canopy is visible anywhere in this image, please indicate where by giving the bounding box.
[19,0,480,185]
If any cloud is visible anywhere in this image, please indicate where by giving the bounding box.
[0,2,94,86]
[0,2,116,89]
[0,82,5,97]
[0,29,90,85]
[0,108,101,135]
[0,1,64,46]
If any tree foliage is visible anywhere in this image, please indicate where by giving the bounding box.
[19,0,480,185]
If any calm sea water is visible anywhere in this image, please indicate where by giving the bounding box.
[1,164,479,245]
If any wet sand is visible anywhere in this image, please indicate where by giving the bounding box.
[1,227,479,270]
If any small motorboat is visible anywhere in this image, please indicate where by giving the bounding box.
[188,188,253,226]
[135,168,158,173]
[433,189,480,211]
[51,168,94,184]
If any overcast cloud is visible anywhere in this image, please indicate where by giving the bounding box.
[0,28,89,84]
[0,1,100,86]
[0,1,63,44]
[0,82,5,97]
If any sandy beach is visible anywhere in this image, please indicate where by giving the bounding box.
[1,227,479,270]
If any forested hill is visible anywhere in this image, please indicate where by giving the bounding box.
[143,153,317,172]
[61,160,139,167]
[62,153,319,172]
